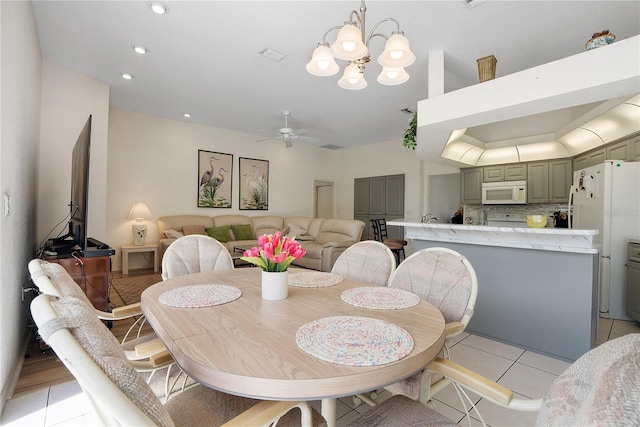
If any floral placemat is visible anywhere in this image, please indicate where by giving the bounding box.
[159,284,241,308]
[288,272,343,288]
[341,287,421,310]
[296,316,414,366]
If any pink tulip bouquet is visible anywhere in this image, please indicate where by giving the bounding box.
[241,231,306,272]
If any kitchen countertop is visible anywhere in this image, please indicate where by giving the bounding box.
[388,218,599,254]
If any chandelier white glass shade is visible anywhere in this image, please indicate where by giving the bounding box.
[306,0,415,90]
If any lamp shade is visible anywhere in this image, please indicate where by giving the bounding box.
[377,33,415,68]
[331,23,368,61]
[338,63,368,90]
[306,44,339,76]
[377,66,410,85]
[128,202,152,220]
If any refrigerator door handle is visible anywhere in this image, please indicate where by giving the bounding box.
[567,185,576,229]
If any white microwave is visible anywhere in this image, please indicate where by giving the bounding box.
[481,180,527,205]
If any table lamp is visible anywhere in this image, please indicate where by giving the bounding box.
[128,202,152,245]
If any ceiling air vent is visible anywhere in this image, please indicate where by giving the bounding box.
[258,48,287,61]
[463,0,486,8]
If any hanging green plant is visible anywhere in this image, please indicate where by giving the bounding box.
[403,112,417,150]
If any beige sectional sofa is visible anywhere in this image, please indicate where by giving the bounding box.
[157,215,365,272]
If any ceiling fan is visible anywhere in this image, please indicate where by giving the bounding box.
[256,110,320,148]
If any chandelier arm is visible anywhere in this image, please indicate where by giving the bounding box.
[320,25,344,45]
[365,17,401,46]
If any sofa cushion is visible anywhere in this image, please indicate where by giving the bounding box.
[287,223,308,237]
[157,215,213,236]
[162,229,184,238]
[231,224,255,241]
[183,225,207,236]
[206,226,232,242]
[251,216,284,236]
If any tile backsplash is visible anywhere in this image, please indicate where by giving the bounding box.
[463,203,569,226]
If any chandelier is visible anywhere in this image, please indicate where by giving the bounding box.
[306,0,415,90]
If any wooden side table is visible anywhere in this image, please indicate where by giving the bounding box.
[121,244,159,275]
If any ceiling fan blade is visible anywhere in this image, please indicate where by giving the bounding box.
[255,136,277,143]
[292,128,308,135]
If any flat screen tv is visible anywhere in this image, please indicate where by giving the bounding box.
[69,114,92,252]
[52,115,92,253]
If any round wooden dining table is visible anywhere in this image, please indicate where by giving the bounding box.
[141,267,445,426]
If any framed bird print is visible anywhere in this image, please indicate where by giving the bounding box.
[198,150,232,208]
[239,157,269,210]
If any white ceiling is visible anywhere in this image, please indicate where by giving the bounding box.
[31,1,640,151]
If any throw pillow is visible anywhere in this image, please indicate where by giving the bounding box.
[162,229,184,239]
[182,225,207,236]
[231,224,255,241]
[287,223,307,237]
[206,226,232,242]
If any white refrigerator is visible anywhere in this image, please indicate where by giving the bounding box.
[569,160,640,320]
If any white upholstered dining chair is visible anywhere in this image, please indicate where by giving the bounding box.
[161,234,234,280]
[28,258,187,400]
[384,247,478,404]
[330,240,396,287]
[349,333,640,426]
[30,293,318,427]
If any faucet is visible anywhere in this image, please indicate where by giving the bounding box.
[421,213,439,223]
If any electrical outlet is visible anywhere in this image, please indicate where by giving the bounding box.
[3,194,10,216]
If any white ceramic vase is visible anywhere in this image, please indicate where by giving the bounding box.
[261,270,289,300]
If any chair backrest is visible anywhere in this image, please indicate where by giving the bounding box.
[161,235,234,280]
[29,258,94,308]
[30,294,173,426]
[536,333,640,426]
[331,241,396,286]
[388,247,478,326]
[370,219,382,242]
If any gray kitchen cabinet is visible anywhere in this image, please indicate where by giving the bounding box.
[574,155,588,170]
[354,174,405,241]
[461,167,482,204]
[483,163,526,182]
[606,140,631,161]
[483,166,504,182]
[627,241,640,321]
[505,163,527,180]
[527,159,572,203]
[629,134,640,160]
[368,176,386,216]
[354,178,369,215]
[548,159,573,203]
[527,162,549,204]
[587,148,606,167]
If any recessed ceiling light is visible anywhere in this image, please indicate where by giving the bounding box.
[133,45,148,55]
[121,73,134,80]
[183,113,191,118]
[149,2,169,14]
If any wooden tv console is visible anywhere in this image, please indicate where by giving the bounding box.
[46,254,111,312]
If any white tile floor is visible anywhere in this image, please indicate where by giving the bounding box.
[3,319,639,427]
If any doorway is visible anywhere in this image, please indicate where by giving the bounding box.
[314,180,334,218]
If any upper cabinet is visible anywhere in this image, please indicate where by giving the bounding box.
[461,168,483,204]
[574,133,640,169]
[527,159,573,204]
[483,163,527,182]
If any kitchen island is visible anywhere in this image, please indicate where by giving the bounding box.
[388,219,600,361]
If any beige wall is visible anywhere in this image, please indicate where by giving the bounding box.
[37,61,110,245]
[0,1,42,410]
[106,108,342,270]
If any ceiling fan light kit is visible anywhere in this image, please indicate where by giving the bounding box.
[306,0,415,90]
[257,111,320,148]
